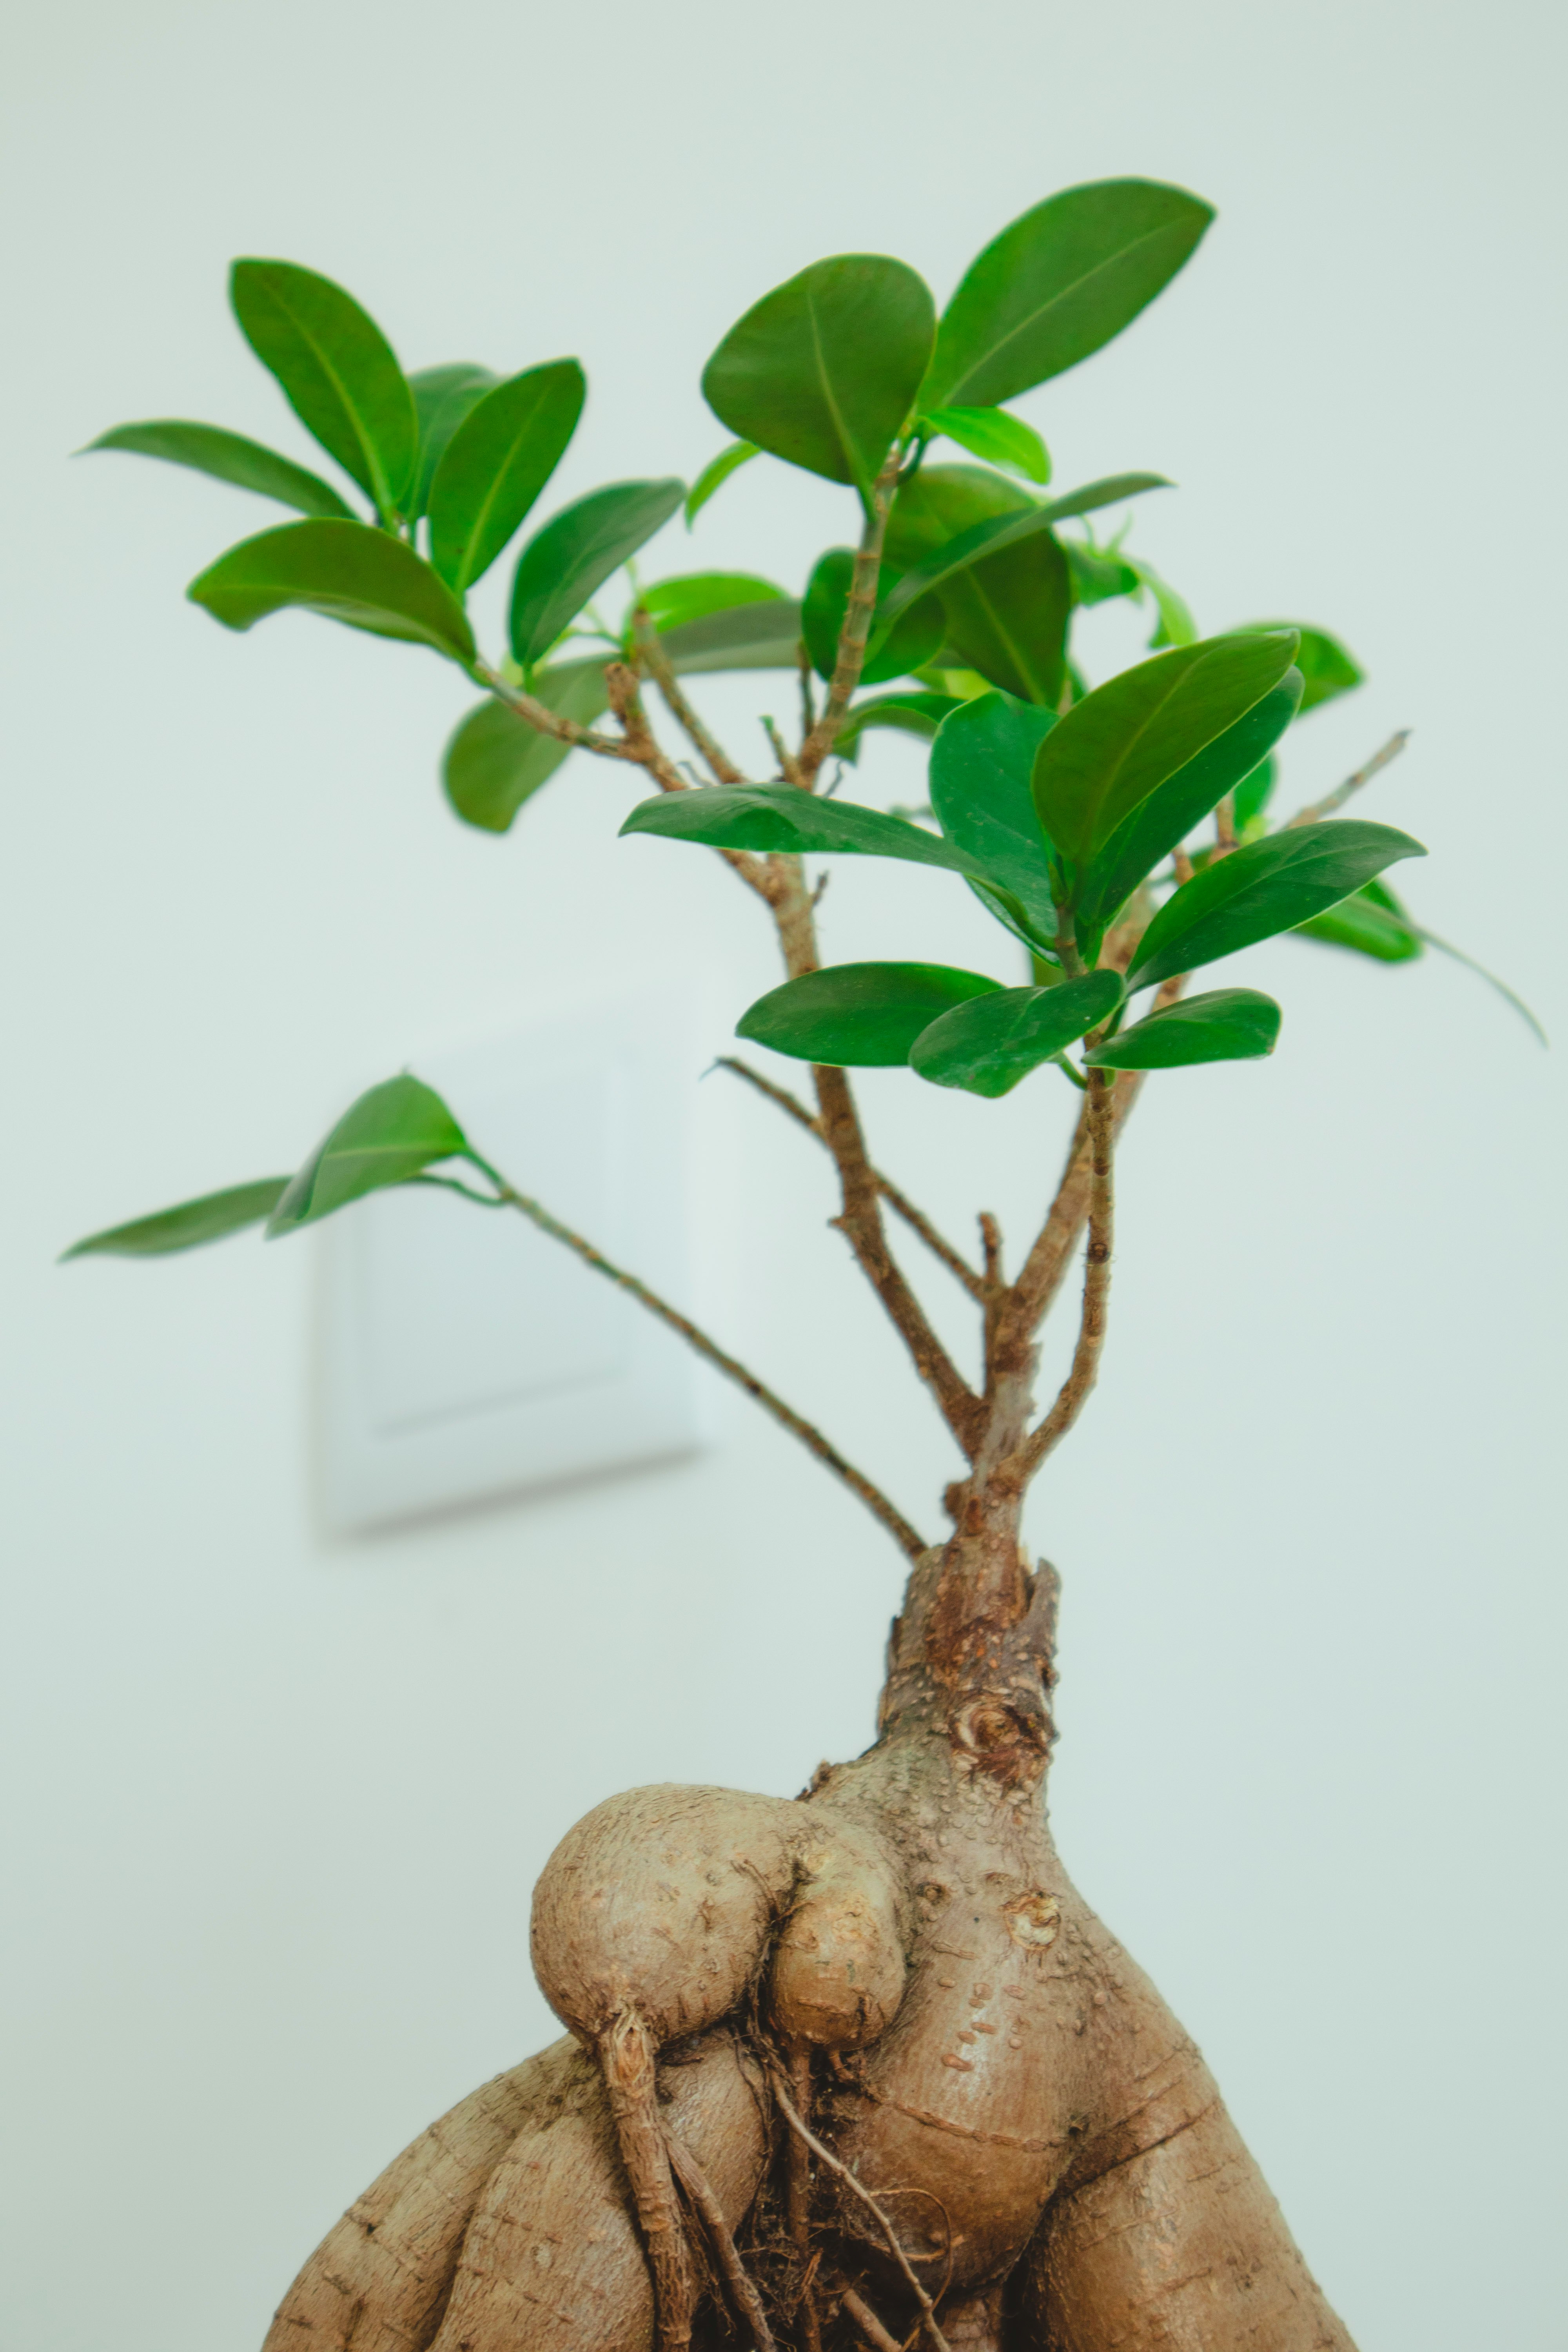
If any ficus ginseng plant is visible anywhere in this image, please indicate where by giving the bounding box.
[65,177,1541,2352]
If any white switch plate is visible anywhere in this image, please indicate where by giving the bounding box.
[318,997,709,1532]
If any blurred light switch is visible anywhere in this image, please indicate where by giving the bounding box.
[319,999,707,1530]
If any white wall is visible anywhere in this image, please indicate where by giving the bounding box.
[2,3,1564,2347]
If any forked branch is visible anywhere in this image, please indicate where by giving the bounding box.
[1000,1068,1117,1491]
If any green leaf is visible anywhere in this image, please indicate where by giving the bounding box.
[701,256,935,493]
[61,1178,289,1261]
[443,660,610,833]
[910,969,1123,1096]
[508,478,684,670]
[876,470,1168,639]
[230,259,417,519]
[924,178,1214,409]
[835,691,961,751]
[428,361,585,593]
[620,783,994,879]
[83,419,356,519]
[1031,630,1301,867]
[684,441,759,526]
[1294,877,1422,962]
[737,962,1000,1066]
[408,365,497,520]
[802,549,945,685]
[1127,820,1427,991]
[1086,986,1281,1068]
[1065,541,1140,606]
[634,572,786,639]
[1073,673,1304,945]
[929,691,1059,945]
[656,597,803,674]
[187,519,475,663]
[268,1076,468,1235]
[1232,755,1277,835]
[918,406,1050,482]
[1240,620,1364,715]
[879,465,1071,702]
[1125,554,1197,649]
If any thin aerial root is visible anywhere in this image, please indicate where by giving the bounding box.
[783,2042,822,2352]
[599,2007,697,2352]
[768,2073,953,2352]
[840,2285,906,2352]
[666,2130,778,2352]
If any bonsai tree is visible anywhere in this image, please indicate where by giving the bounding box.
[65,176,1535,2352]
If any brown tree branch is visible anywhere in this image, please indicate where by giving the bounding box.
[998,1066,1117,1490]
[797,444,904,783]
[1286,728,1410,827]
[630,612,746,786]
[713,1057,985,1301]
[461,1152,926,1559]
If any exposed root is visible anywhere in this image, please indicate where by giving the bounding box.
[839,2286,906,2352]
[667,2129,778,2352]
[782,2043,822,2352]
[599,2007,697,2352]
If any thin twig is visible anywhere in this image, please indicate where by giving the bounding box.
[632,612,746,786]
[797,641,818,743]
[768,2075,953,2352]
[798,445,904,783]
[763,716,805,788]
[713,1058,985,1300]
[840,2287,904,2352]
[1287,729,1411,827]
[666,2132,777,2352]
[1000,1067,1116,1489]
[461,1151,925,1559]
[784,2044,822,2352]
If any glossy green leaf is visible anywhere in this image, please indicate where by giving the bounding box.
[876,470,1167,638]
[924,179,1214,409]
[620,783,993,878]
[1125,554,1197,648]
[1032,630,1300,866]
[911,969,1123,1096]
[1086,987,1281,1069]
[656,597,803,674]
[508,479,684,670]
[1074,674,1304,946]
[230,259,417,518]
[802,549,945,685]
[835,691,961,750]
[929,691,1059,944]
[1065,541,1140,606]
[737,962,1000,1066]
[83,419,356,519]
[1293,878,1422,962]
[1232,755,1277,835]
[684,440,759,526]
[268,1076,468,1235]
[702,255,935,492]
[1127,820,1426,991]
[62,1178,289,1261]
[443,660,610,833]
[428,361,585,593]
[187,519,475,662]
[635,573,786,639]
[880,465,1071,702]
[1240,620,1364,714]
[408,365,497,519]
[918,406,1050,482]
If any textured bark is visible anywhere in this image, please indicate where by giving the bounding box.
[262,1539,1356,2352]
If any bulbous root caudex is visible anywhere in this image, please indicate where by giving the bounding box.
[263,1549,1359,2352]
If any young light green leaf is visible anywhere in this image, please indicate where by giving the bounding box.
[918,406,1050,482]
[835,691,962,751]
[633,573,786,639]
[1065,540,1141,607]
[61,1178,290,1261]
[701,256,936,493]
[1032,630,1300,866]
[875,472,1168,638]
[924,179,1214,409]
[428,360,586,592]
[1240,620,1364,714]
[737,962,1001,1066]
[83,420,357,519]
[911,969,1123,1097]
[230,259,417,518]
[802,549,945,685]
[1125,554,1197,648]
[1073,673,1304,946]
[929,692,1059,944]
[1127,820,1427,990]
[1085,987,1281,1068]
[187,519,475,663]
[268,1076,469,1235]
[684,440,759,526]
[656,597,803,674]
[443,659,611,833]
[508,479,685,670]
[620,783,994,879]
[1294,877,1422,962]
[408,365,497,519]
